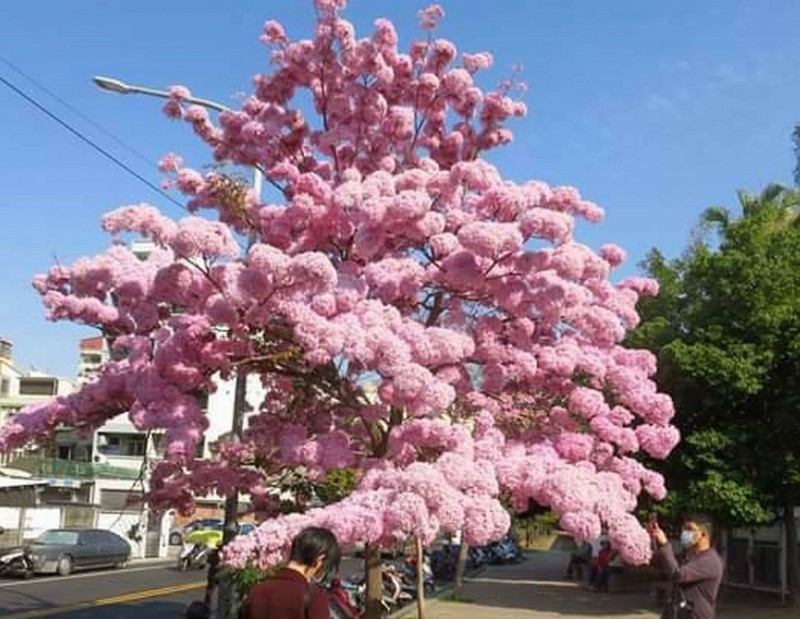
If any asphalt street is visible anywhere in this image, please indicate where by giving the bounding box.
[0,558,364,619]
[0,560,200,618]
[0,561,203,618]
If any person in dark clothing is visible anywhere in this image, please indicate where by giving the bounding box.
[593,541,615,592]
[565,541,592,579]
[244,527,341,619]
[649,514,723,619]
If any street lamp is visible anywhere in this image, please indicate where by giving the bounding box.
[93,74,263,617]
[94,75,230,113]
[93,75,263,196]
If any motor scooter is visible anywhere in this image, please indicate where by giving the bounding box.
[0,526,35,579]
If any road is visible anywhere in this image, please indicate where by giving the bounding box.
[0,558,364,619]
[0,561,203,619]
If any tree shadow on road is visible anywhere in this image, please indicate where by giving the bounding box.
[0,584,58,615]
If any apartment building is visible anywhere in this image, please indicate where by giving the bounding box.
[0,337,75,467]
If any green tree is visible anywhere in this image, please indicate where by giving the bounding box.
[632,185,800,604]
[313,468,357,505]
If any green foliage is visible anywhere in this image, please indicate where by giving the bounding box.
[228,564,279,597]
[533,511,560,528]
[631,185,800,528]
[313,468,358,505]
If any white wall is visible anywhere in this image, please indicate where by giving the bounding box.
[204,373,266,456]
[0,507,20,530]
[97,511,145,558]
[21,507,61,540]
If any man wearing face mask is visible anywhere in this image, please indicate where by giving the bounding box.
[244,527,342,619]
[648,515,723,619]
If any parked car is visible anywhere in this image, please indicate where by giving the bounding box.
[25,529,131,576]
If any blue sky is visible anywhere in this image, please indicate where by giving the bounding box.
[1,0,798,378]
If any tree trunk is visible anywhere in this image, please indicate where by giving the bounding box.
[784,498,800,607]
[415,536,428,619]
[364,543,383,619]
[454,539,470,600]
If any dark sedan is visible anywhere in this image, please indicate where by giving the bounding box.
[26,529,131,576]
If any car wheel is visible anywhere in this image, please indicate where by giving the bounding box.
[169,532,182,546]
[57,556,73,577]
[115,558,130,570]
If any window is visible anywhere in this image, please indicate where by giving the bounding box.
[0,377,9,397]
[125,436,146,457]
[99,434,146,457]
[18,378,57,396]
[79,531,102,546]
[34,530,79,546]
[101,435,121,455]
[57,445,73,460]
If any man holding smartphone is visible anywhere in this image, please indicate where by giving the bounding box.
[648,514,723,619]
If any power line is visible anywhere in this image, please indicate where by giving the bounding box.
[0,72,187,212]
[0,54,158,172]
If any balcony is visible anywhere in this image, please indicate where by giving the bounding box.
[8,457,141,480]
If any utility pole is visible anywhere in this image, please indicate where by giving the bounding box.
[216,370,249,618]
[94,75,264,618]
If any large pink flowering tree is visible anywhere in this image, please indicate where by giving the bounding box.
[1,0,677,589]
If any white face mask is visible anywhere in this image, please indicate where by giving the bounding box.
[680,530,697,549]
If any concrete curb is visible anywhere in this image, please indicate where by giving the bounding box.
[129,557,175,566]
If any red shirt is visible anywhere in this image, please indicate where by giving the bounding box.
[245,568,330,619]
[597,547,613,568]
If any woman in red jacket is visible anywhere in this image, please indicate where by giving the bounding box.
[244,527,342,619]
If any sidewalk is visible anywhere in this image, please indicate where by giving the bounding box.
[426,550,796,619]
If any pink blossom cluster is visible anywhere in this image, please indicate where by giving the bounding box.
[1,1,679,569]
[224,419,509,568]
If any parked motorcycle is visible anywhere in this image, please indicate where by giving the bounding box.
[177,542,213,571]
[0,527,34,579]
[401,555,435,595]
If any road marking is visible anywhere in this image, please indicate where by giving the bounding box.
[0,581,205,619]
[95,581,205,604]
[0,562,174,588]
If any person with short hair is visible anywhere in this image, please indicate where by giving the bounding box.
[649,514,723,619]
[243,527,342,619]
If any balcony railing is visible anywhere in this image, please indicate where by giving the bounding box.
[8,457,141,480]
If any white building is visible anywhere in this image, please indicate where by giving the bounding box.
[2,240,267,556]
[0,337,75,466]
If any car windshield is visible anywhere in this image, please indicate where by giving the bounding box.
[34,530,79,546]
